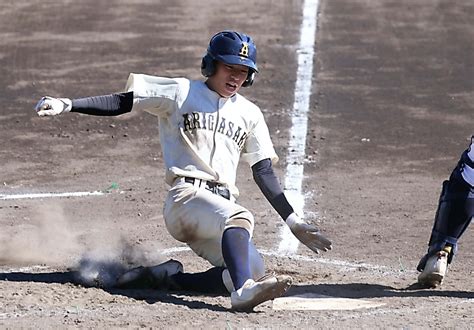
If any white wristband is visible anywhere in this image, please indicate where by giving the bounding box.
[59,98,72,112]
[285,212,304,228]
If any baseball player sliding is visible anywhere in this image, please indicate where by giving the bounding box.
[417,136,473,287]
[34,30,332,311]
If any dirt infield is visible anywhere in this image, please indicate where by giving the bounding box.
[0,0,472,328]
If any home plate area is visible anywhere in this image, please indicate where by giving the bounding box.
[273,293,385,311]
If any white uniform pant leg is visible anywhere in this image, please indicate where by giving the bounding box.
[163,181,264,280]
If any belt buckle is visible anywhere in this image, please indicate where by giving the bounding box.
[216,186,230,200]
[184,177,230,200]
[206,183,218,195]
[205,182,230,200]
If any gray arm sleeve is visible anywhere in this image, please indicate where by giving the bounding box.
[252,158,294,220]
[70,92,133,116]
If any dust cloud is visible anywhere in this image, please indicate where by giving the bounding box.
[0,203,166,288]
[0,203,80,266]
[73,238,167,288]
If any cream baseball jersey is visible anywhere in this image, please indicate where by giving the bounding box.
[125,73,278,197]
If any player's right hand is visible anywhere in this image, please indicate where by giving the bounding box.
[34,96,72,116]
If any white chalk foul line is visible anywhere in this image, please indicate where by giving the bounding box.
[0,191,104,200]
[279,0,320,254]
[159,246,414,276]
[258,249,416,276]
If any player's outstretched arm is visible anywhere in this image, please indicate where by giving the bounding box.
[252,158,332,253]
[34,92,133,117]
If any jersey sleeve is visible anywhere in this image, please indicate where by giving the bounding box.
[240,110,279,167]
[124,73,182,116]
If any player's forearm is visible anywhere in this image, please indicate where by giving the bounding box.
[252,158,294,220]
[71,92,133,116]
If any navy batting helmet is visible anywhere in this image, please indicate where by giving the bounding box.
[201,30,258,87]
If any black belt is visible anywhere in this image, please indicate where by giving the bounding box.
[184,177,231,200]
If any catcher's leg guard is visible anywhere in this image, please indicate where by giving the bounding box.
[417,176,473,272]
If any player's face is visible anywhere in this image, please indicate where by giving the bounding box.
[206,62,249,98]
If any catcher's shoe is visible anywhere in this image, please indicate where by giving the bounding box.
[115,259,183,289]
[231,274,292,312]
[417,250,448,287]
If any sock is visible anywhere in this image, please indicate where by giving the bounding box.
[169,267,228,294]
[221,227,251,290]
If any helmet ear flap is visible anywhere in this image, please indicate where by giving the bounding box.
[201,54,216,77]
[242,70,255,87]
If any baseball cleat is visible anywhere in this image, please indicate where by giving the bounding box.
[417,250,448,287]
[231,274,292,312]
[115,259,183,289]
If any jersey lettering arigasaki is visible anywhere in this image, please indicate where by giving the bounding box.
[125,73,278,197]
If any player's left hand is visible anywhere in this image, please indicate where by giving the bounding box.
[286,213,332,254]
